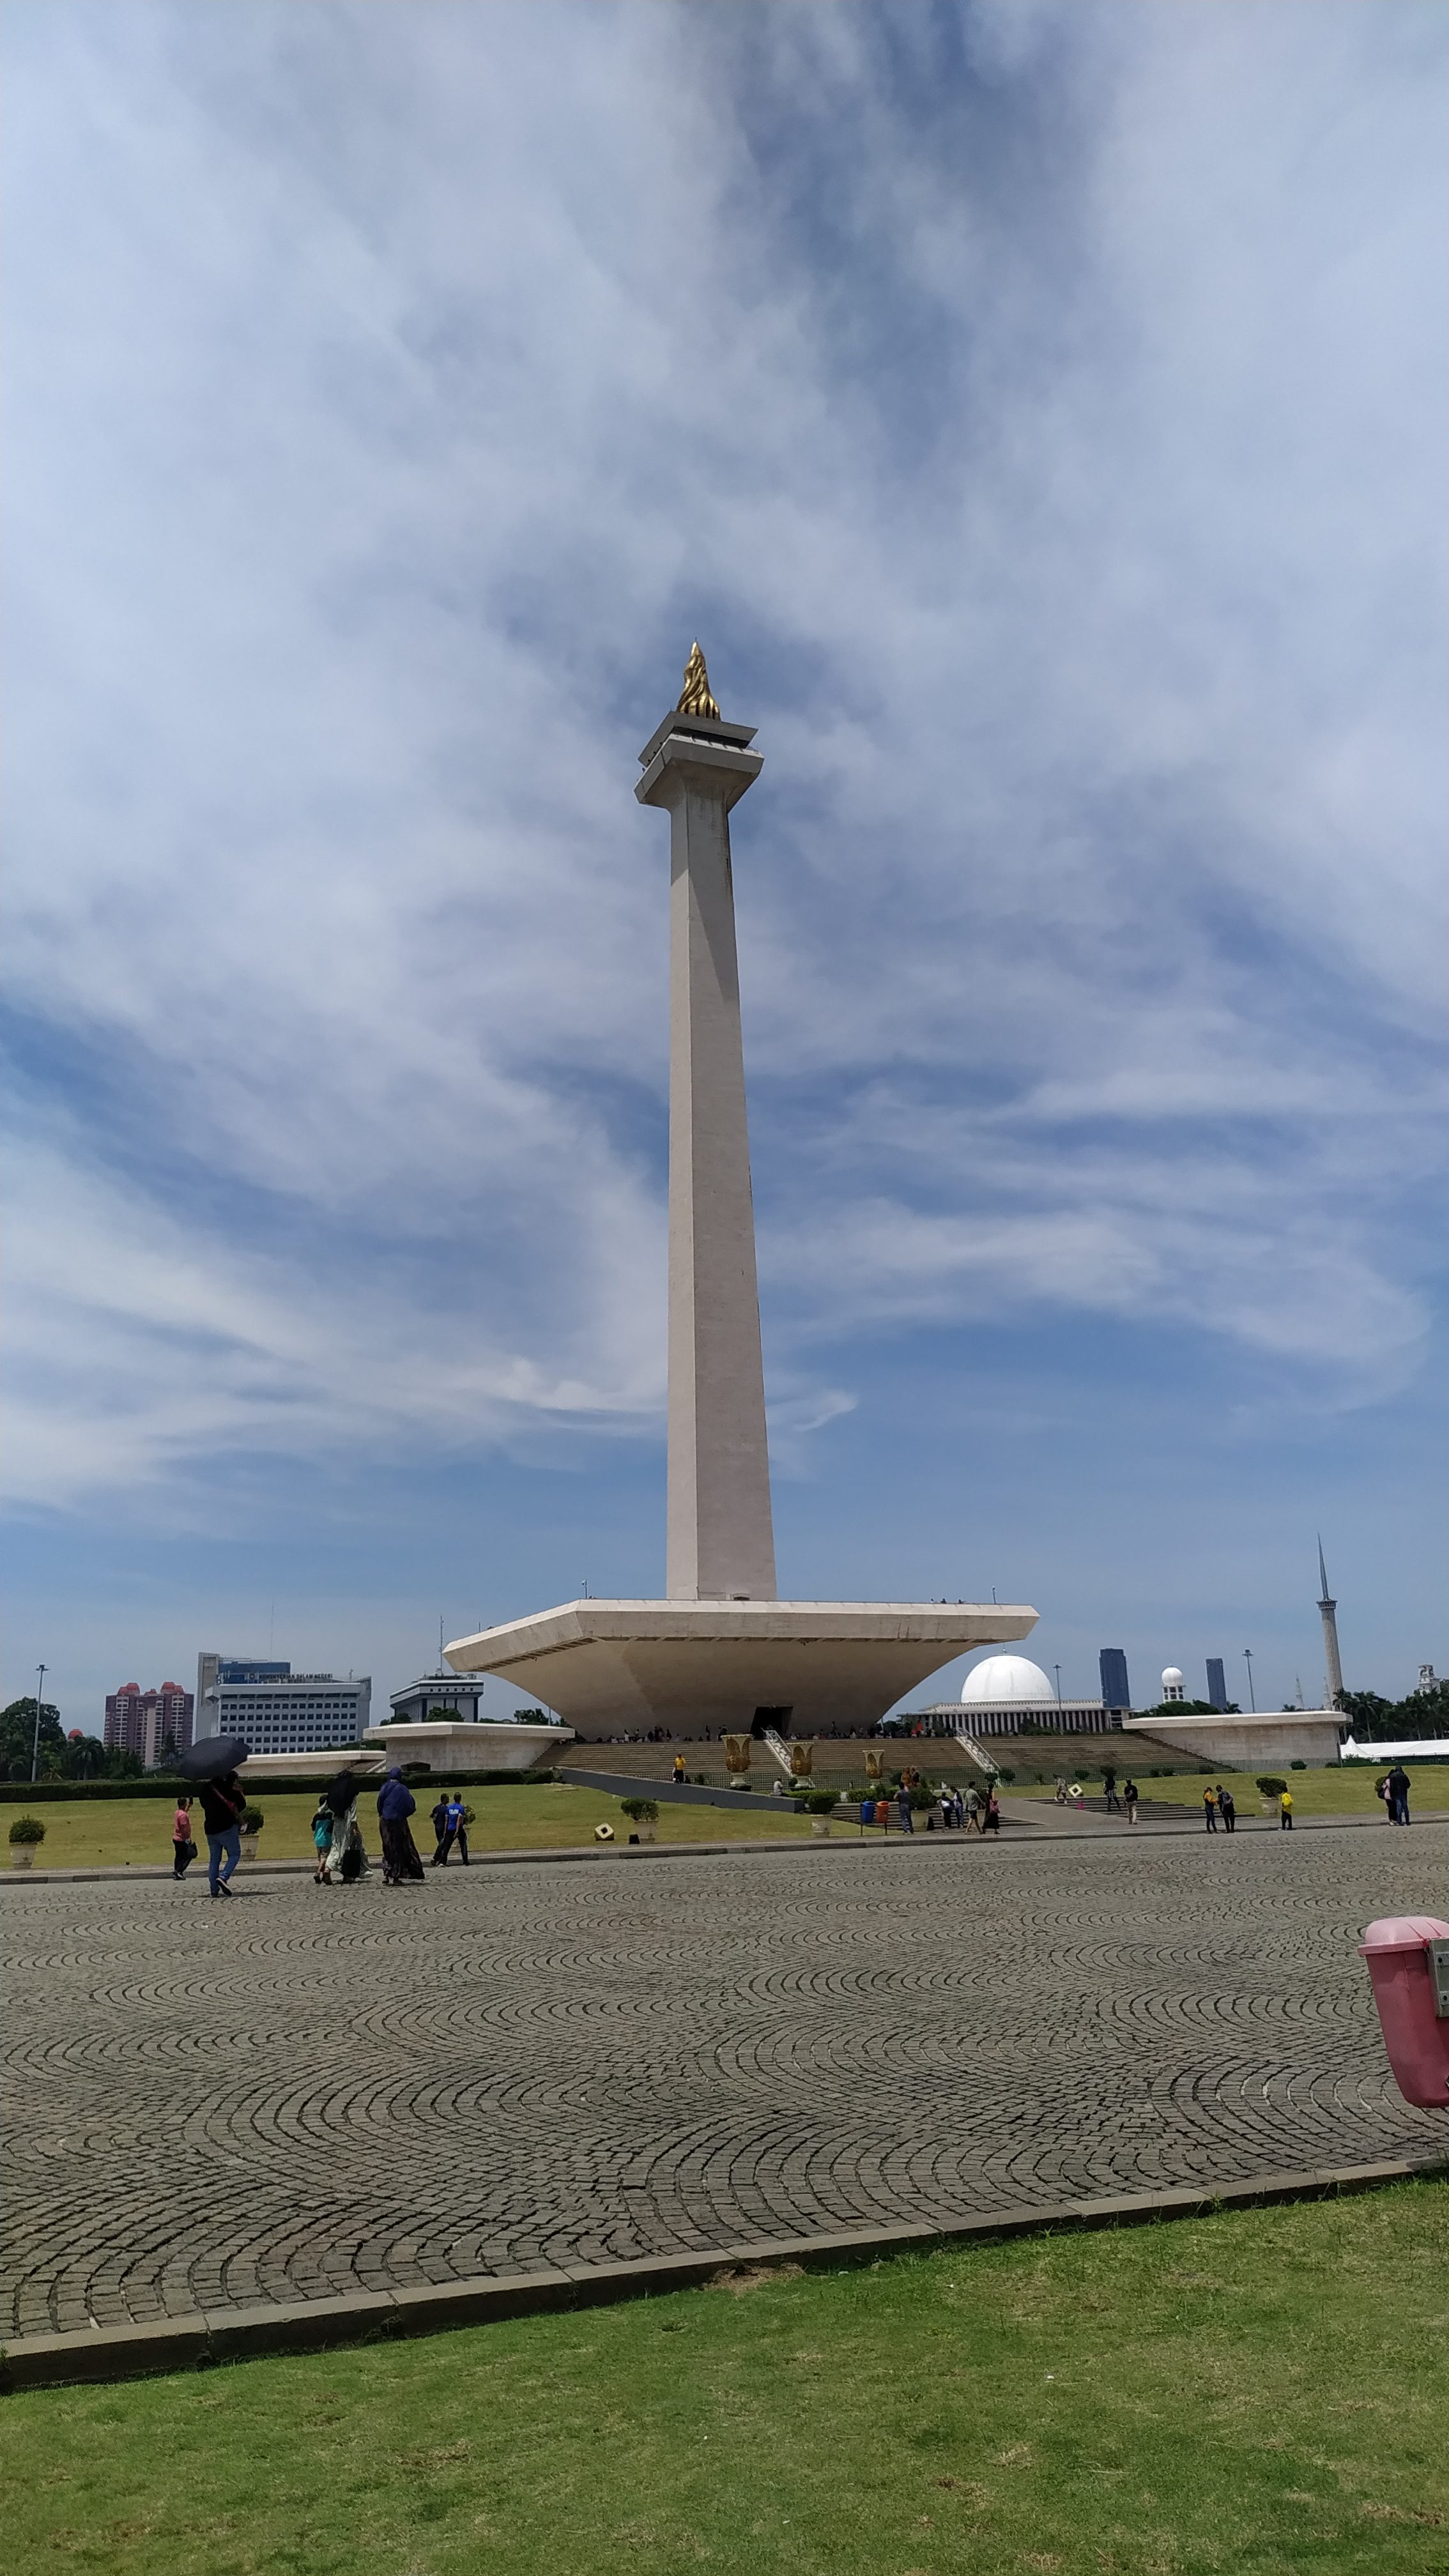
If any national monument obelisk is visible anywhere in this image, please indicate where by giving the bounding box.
[444,650,1036,1738]
[646,643,776,1604]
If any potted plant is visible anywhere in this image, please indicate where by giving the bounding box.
[806,1789,837,1837]
[1255,1775,1287,1820]
[620,1796,659,1844]
[8,1815,45,1871]
[239,1804,264,1861]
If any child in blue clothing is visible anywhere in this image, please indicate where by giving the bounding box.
[311,1803,334,1883]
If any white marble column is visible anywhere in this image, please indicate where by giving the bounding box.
[637,699,777,1602]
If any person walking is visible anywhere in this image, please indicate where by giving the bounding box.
[1218,1785,1236,1834]
[984,1785,1001,1834]
[429,1793,452,1865]
[446,1791,470,1864]
[939,1785,954,1831]
[896,1784,914,1834]
[951,1784,965,1830]
[1203,1784,1218,1832]
[197,1770,245,1897]
[1386,1763,1411,1826]
[377,1768,425,1884]
[171,1793,195,1880]
[1103,1769,1121,1813]
[673,1752,686,1784]
[1123,1777,1139,1825]
[1279,1787,1294,1830]
[311,1800,334,1883]
[964,1783,982,1834]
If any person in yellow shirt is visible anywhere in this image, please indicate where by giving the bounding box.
[1280,1788,1294,1830]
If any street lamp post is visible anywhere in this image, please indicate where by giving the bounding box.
[31,1662,48,1783]
[1242,1648,1255,1713]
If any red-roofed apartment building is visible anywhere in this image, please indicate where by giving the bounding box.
[104,1682,194,1768]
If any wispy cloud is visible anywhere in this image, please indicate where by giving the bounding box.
[3,0,1443,1537]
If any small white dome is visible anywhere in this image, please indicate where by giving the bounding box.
[1162,1667,1184,1689]
[961,1654,1057,1707]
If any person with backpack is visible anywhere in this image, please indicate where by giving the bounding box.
[1218,1785,1236,1834]
[1385,1763,1411,1826]
[1123,1778,1139,1825]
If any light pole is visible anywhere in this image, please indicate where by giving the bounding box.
[1242,1648,1255,1713]
[1054,1663,1062,1703]
[31,1662,47,1782]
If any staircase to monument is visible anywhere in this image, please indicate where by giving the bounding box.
[949,1726,1001,1777]
[760,1729,796,1777]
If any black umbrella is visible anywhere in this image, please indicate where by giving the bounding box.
[175,1735,250,1781]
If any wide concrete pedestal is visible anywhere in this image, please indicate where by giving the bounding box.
[362,1720,574,1773]
[445,1599,1037,1741]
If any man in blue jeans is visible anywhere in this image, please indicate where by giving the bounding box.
[197,1771,245,1896]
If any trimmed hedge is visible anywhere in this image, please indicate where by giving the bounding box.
[0,1768,562,1804]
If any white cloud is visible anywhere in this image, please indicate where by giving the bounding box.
[3,0,1443,1512]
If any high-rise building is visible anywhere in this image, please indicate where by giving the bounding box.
[104,1683,194,1767]
[1098,1648,1131,1713]
[1316,1540,1344,1705]
[1205,1657,1228,1712]
[195,1653,369,1756]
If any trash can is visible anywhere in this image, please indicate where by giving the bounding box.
[1359,1915,1449,2108]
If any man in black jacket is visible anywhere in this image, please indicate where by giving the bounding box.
[197,1772,246,1897]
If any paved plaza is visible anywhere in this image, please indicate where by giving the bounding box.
[3,1828,1445,2338]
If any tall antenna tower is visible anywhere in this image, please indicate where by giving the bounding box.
[1316,1538,1344,1707]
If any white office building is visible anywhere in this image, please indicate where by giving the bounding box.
[195,1655,371,1756]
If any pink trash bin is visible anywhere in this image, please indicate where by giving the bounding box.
[1359,1916,1449,2108]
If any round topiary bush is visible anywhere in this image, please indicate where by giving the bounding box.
[1255,1776,1287,1797]
[8,1814,45,1845]
[619,1797,659,1825]
[240,1806,264,1835]
[806,1790,837,1815]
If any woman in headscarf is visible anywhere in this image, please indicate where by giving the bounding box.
[320,1770,369,1884]
[376,1767,424,1885]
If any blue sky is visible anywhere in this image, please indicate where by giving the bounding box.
[4,0,1445,1728]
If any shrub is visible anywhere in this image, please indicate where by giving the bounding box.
[8,1814,45,1845]
[806,1790,837,1816]
[1290,1759,1306,1770]
[1255,1776,1287,1797]
[240,1806,264,1834]
[620,1797,659,1824]
[997,1768,1016,1783]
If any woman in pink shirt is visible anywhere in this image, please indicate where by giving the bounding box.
[172,1795,195,1880]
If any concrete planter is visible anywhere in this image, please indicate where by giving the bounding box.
[9,1848,35,1870]
[240,1834,260,1861]
[811,1820,832,1837]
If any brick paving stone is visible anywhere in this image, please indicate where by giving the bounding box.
[2,1831,1445,2334]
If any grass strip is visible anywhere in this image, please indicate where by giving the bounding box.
[3,2181,1445,2574]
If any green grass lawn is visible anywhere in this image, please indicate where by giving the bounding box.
[4,2184,1445,2574]
[1,1784,820,1869]
[1109,1766,1449,1819]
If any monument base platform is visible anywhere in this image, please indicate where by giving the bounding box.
[362,1720,574,1773]
[444,1599,1037,1742]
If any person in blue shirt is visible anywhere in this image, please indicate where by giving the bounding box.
[376,1768,424,1885]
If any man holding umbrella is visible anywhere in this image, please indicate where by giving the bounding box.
[175,1735,251,1897]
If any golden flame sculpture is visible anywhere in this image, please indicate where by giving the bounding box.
[677,640,721,721]
[788,1740,814,1777]
[723,1734,752,1775]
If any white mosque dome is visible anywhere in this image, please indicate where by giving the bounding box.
[961,1654,1057,1708]
[1161,1667,1184,1689]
